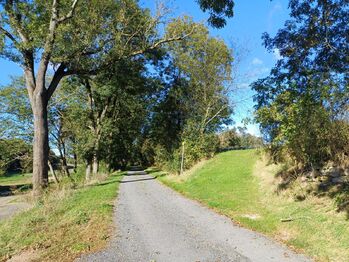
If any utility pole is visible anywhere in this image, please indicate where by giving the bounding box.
[180,141,185,175]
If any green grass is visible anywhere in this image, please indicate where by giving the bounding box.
[0,172,32,186]
[0,172,123,261]
[152,149,349,262]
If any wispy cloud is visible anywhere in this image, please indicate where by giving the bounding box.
[252,58,263,65]
[267,2,283,32]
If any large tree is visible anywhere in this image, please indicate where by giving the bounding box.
[146,21,234,170]
[0,0,193,195]
[252,0,349,169]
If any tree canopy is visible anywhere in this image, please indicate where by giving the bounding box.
[252,0,349,170]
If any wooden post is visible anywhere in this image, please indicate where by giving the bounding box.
[180,141,185,175]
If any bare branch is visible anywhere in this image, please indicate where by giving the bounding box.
[204,104,229,128]
[129,26,196,57]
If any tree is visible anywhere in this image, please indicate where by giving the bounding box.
[0,77,32,141]
[146,21,234,171]
[197,0,234,28]
[167,21,234,136]
[0,138,32,176]
[0,0,194,195]
[252,0,349,170]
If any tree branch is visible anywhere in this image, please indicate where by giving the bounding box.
[4,0,29,43]
[47,64,67,99]
[0,26,18,45]
[129,31,194,57]
[37,0,59,87]
[57,0,79,23]
[204,104,228,128]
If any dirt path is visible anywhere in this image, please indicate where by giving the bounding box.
[0,195,32,221]
[79,171,311,262]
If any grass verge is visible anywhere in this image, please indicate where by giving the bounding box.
[0,171,123,262]
[0,172,32,186]
[150,149,349,262]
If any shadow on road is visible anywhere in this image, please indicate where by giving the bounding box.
[0,184,32,197]
[120,177,156,183]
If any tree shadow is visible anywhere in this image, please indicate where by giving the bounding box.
[316,180,349,218]
[145,168,162,175]
[274,167,349,218]
[120,177,156,183]
[0,184,32,197]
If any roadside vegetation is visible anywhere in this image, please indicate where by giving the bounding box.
[0,0,347,261]
[252,0,349,204]
[153,150,349,262]
[0,171,123,261]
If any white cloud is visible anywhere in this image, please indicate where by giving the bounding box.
[246,124,261,137]
[252,58,263,65]
[273,48,282,60]
[247,66,270,79]
[238,83,250,89]
[267,2,283,32]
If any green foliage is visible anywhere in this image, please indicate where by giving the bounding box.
[252,0,349,170]
[0,138,32,175]
[0,77,32,140]
[145,20,234,172]
[218,127,264,150]
[197,0,234,28]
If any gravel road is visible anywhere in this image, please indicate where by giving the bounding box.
[0,195,31,221]
[79,171,311,262]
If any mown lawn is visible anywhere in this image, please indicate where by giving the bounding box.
[0,172,32,186]
[153,149,349,262]
[0,172,123,261]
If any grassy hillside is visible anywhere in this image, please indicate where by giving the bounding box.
[152,149,349,262]
[0,172,123,261]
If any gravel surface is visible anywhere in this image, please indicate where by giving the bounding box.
[0,195,31,221]
[79,171,311,262]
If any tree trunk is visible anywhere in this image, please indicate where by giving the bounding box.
[73,152,78,173]
[85,160,92,181]
[32,98,49,196]
[48,160,59,184]
[92,153,99,175]
[61,156,71,177]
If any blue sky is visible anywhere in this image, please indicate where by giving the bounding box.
[0,0,290,135]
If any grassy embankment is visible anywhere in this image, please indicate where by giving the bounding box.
[150,149,349,262]
[0,171,123,261]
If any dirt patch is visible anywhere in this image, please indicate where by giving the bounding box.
[7,250,40,262]
[241,213,261,220]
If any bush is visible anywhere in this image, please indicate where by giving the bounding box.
[0,138,32,175]
[152,133,220,174]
